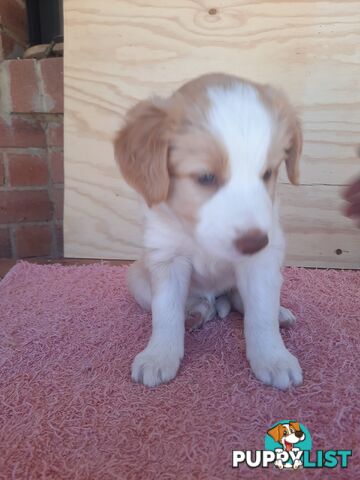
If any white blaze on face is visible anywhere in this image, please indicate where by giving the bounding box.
[282,424,305,449]
[196,83,274,257]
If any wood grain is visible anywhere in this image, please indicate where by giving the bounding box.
[279,184,360,267]
[64,0,360,267]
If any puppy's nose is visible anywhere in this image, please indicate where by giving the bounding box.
[234,229,269,255]
[295,430,304,439]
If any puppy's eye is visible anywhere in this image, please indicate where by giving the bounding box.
[197,173,217,186]
[262,168,272,182]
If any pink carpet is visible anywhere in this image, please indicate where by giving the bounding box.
[0,262,359,479]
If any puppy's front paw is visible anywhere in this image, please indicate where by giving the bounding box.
[131,346,182,387]
[186,298,216,331]
[279,306,296,328]
[248,348,303,390]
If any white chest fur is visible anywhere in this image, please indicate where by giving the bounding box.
[190,249,236,297]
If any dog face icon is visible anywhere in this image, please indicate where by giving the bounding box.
[267,421,305,451]
[267,422,306,469]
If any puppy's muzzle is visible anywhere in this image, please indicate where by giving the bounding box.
[234,229,269,255]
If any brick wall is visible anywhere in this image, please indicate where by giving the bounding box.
[0,0,27,61]
[0,58,64,259]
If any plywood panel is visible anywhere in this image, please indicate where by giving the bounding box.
[64,0,360,267]
[279,184,360,267]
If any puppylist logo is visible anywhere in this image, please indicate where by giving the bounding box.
[232,420,352,470]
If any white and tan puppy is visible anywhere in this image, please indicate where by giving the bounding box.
[114,73,303,390]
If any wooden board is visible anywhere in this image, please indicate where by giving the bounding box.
[64,0,360,267]
[279,183,359,268]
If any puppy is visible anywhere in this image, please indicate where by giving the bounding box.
[267,422,305,469]
[114,73,303,390]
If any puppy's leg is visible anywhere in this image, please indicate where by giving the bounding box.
[127,258,151,311]
[229,288,244,313]
[236,254,302,390]
[230,289,296,327]
[131,256,191,387]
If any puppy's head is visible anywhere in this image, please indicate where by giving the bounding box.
[267,422,305,450]
[114,73,302,259]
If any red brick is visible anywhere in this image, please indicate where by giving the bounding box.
[0,190,52,223]
[8,152,48,186]
[15,224,52,258]
[39,58,64,113]
[6,59,41,113]
[0,30,24,60]
[50,150,64,183]
[0,0,27,44]
[0,228,12,258]
[0,116,46,147]
[46,121,63,147]
[0,155,4,185]
[52,187,64,221]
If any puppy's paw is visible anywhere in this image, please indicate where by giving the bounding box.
[186,298,216,331]
[186,312,205,331]
[131,346,182,387]
[248,348,303,390]
[215,294,231,319]
[279,306,296,328]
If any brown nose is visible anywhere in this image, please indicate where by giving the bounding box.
[234,229,269,255]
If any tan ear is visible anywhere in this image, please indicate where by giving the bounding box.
[267,424,284,443]
[285,118,302,185]
[114,99,173,206]
[289,421,301,431]
[261,85,303,186]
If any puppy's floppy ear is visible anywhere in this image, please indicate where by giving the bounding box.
[267,424,284,443]
[114,99,174,206]
[285,117,302,186]
[289,421,301,431]
[262,85,303,185]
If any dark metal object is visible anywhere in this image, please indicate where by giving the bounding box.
[26,0,63,46]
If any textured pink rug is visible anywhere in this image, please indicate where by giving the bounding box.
[0,262,359,479]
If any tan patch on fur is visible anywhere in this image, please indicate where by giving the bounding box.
[114,100,175,206]
[170,128,228,178]
[167,129,228,224]
[178,72,240,101]
[289,422,301,432]
[259,84,303,185]
[267,424,287,443]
